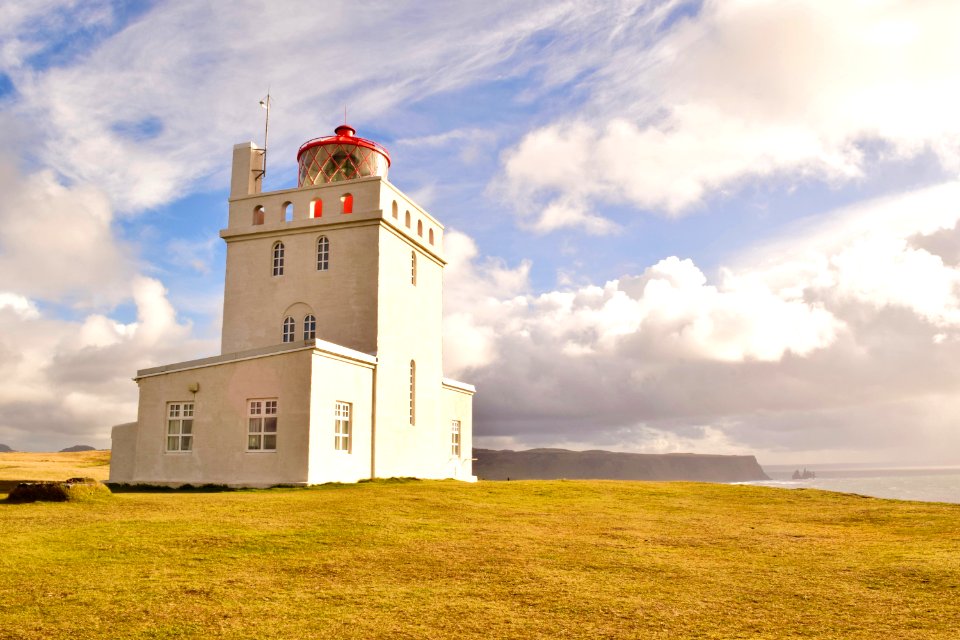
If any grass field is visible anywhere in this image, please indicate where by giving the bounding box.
[0,450,110,485]
[1,456,958,638]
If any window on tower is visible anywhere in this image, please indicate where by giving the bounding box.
[317,236,329,271]
[282,316,295,343]
[341,193,353,214]
[392,200,398,219]
[429,228,434,245]
[405,211,411,228]
[253,205,265,226]
[272,241,285,276]
[303,314,316,340]
[409,360,416,426]
[282,201,293,222]
[311,198,322,218]
[411,251,417,286]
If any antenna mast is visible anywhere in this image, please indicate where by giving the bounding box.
[259,91,272,182]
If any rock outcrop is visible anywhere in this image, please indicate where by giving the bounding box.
[474,448,770,482]
[0,444,13,453]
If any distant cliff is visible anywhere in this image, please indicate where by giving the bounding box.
[0,444,12,453]
[474,448,770,482]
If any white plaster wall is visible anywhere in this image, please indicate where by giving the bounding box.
[372,224,447,478]
[442,385,475,480]
[131,349,313,487]
[221,219,381,355]
[108,422,138,483]
[307,352,375,484]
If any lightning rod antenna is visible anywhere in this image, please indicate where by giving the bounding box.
[259,90,272,183]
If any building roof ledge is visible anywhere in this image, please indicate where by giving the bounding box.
[135,339,377,379]
[442,377,476,393]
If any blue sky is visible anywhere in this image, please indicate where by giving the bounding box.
[2,0,960,465]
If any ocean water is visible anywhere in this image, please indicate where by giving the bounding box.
[749,467,960,504]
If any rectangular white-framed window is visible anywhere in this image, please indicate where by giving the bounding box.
[248,399,278,451]
[451,419,461,457]
[334,401,351,452]
[166,402,194,452]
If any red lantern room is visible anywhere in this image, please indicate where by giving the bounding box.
[296,125,391,187]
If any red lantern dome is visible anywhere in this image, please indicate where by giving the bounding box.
[296,125,391,187]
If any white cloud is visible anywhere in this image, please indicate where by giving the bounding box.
[446,182,960,464]
[5,1,661,214]
[501,0,960,229]
[0,159,213,450]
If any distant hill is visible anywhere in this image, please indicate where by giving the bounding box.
[0,444,13,453]
[59,445,96,453]
[474,448,770,482]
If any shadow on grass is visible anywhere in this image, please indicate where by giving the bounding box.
[106,483,242,493]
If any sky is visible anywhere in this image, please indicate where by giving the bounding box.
[1,0,959,465]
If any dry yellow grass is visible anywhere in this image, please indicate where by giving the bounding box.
[0,450,110,483]
[1,454,958,639]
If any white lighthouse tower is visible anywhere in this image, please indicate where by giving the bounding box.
[110,125,475,486]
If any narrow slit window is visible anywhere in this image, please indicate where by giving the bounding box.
[411,251,417,285]
[282,316,295,343]
[417,220,423,237]
[317,236,329,271]
[405,211,411,228]
[272,241,285,276]
[409,360,416,426]
[429,228,434,245]
[392,200,398,219]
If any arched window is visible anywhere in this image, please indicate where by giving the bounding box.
[253,205,265,226]
[303,314,316,340]
[392,200,398,219]
[417,220,423,237]
[429,228,434,245]
[341,193,353,214]
[411,251,417,285]
[282,201,293,222]
[272,241,285,276]
[317,236,330,271]
[409,360,416,425]
[311,198,322,218]
[282,316,295,343]
[405,211,411,228]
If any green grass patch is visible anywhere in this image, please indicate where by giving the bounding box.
[0,480,958,639]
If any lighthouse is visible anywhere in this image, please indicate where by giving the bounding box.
[110,125,475,486]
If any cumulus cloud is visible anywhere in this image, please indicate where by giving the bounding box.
[444,182,960,464]
[0,160,213,450]
[501,0,960,230]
